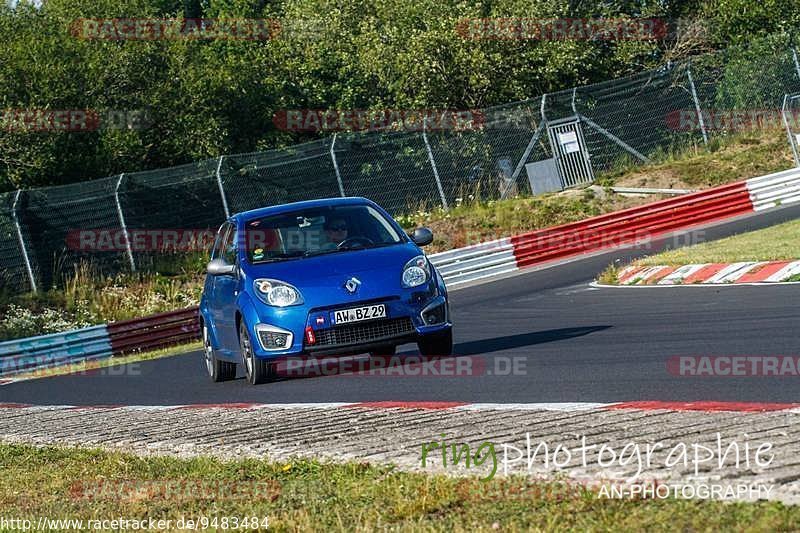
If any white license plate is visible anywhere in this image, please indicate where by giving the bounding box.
[333,304,386,324]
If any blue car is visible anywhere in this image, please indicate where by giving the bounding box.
[199,197,452,384]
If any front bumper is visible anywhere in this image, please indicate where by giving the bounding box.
[249,293,450,358]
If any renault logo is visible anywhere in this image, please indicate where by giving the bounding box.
[344,277,361,294]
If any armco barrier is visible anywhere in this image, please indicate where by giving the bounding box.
[0,308,200,377]
[107,307,200,355]
[4,167,800,376]
[746,167,800,211]
[511,181,753,267]
[428,237,516,285]
[0,325,112,376]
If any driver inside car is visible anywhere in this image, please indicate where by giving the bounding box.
[320,217,349,250]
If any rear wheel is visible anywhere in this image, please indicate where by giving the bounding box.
[418,329,453,357]
[240,322,275,385]
[204,323,236,382]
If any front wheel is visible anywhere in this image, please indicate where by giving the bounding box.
[204,323,236,382]
[240,322,275,385]
[418,329,453,357]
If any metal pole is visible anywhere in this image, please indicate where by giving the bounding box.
[422,116,449,209]
[540,93,547,122]
[571,88,577,115]
[792,47,800,80]
[687,64,708,145]
[114,174,136,271]
[580,114,649,163]
[11,190,37,292]
[329,133,346,197]
[782,94,800,167]
[215,155,230,218]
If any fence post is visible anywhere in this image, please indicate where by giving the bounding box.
[782,94,800,167]
[215,155,231,218]
[11,190,37,293]
[114,174,136,271]
[686,63,708,145]
[422,116,449,209]
[792,47,800,80]
[329,133,346,197]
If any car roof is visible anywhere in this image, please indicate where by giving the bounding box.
[232,197,374,223]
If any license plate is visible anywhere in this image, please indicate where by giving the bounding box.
[333,304,386,324]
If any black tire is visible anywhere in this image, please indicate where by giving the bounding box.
[418,329,453,357]
[240,322,275,385]
[203,323,236,382]
[369,345,397,357]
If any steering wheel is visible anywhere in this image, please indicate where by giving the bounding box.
[337,236,374,249]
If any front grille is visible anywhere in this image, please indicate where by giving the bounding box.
[311,317,414,348]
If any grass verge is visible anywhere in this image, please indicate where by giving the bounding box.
[0,443,797,531]
[599,218,800,284]
[636,218,800,266]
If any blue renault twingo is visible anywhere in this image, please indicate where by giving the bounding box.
[199,197,452,384]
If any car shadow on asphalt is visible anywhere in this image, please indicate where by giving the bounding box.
[254,326,612,383]
[452,326,612,356]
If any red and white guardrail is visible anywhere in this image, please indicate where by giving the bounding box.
[430,167,800,286]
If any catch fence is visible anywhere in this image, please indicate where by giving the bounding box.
[2,34,800,294]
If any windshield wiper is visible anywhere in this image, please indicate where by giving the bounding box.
[302,248,344,258]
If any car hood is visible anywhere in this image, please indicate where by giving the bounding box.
[243,243,424,306]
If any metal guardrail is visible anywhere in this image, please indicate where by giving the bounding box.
[108,307,200,355]
[610,187,696,195]
[0,308,200,377]
[511,181,753,267]
[746,167,800,211]
[428,237,517,286]
[0,325,112,376]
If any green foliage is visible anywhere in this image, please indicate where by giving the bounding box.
[0,0,704,191]
[0,0,798,195]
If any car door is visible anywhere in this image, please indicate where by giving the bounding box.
[214,222,241,353]
[205,223,228,344]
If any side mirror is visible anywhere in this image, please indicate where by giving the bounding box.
[207,258,236,276]
[410,227,434,247]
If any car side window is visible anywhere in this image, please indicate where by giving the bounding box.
[210,223,228,260]
[221,224,237,265]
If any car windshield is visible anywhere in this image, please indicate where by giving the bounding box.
[243,204,404,263]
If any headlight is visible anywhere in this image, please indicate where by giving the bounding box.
[402,255,430,288]
[254,279,304,307]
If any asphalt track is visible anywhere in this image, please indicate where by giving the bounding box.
[3,204,800,406]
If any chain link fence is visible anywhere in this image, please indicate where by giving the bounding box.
[3,36,800,295]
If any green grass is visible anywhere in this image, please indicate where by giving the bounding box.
[599,129,791,189]
[635,218,800,266]
[0,443,797,532]
[598,217,800,284]
[10,341,202,381]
